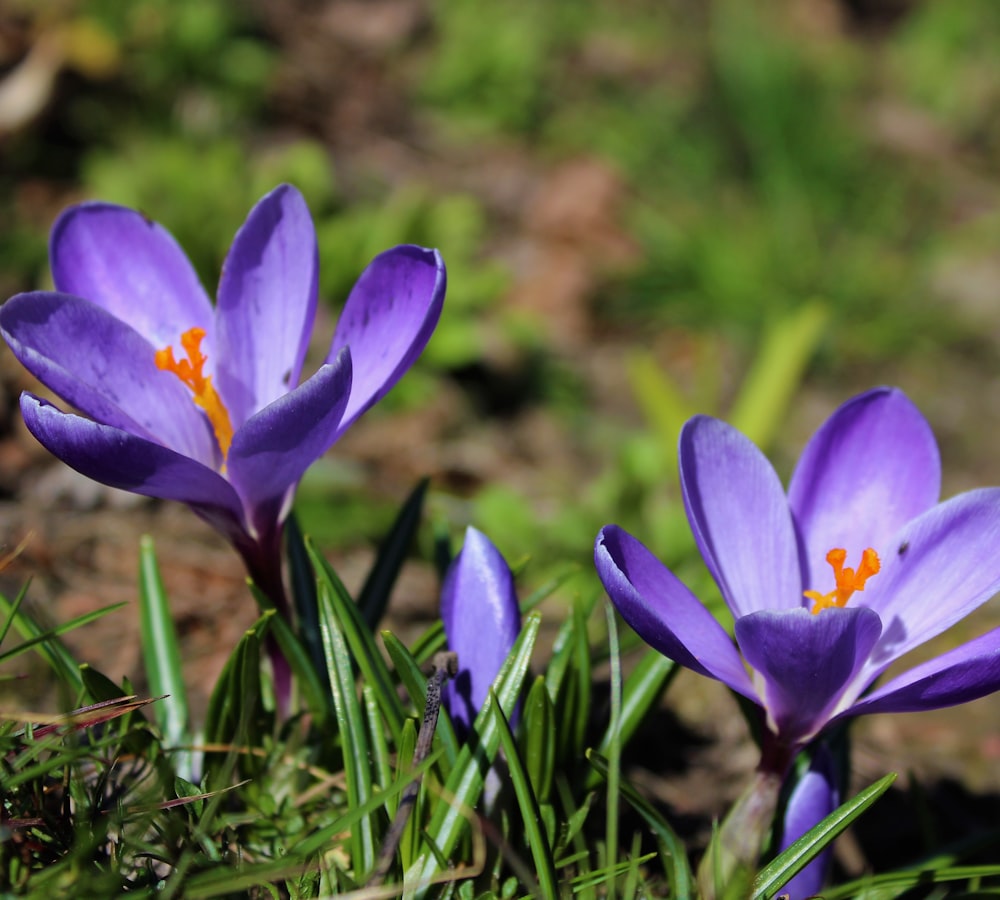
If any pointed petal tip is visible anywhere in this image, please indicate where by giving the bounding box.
[328,243,446,433]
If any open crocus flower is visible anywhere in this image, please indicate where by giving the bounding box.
[441,527,521,739]
[596,387,1000,774]
[1,184,446,618]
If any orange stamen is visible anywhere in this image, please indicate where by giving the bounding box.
[155,327,233,459]
[803,547,880,615]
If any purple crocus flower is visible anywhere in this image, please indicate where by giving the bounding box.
[1,184,446,620]
[596,387,1000,777]
[441,527,521,739]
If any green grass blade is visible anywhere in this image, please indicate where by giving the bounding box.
[409,620,447,665]
[318,580,378,876]
[0,592,126,692]
[248,580,331,723]
[751,772,897,900]
[486,689,558,899]
[137,535,189,747]
[518,676,555,805]
[603,602,623,900]
[203,613,269,750]
[357,476,429,629]
[308,538,406,744]
[415,612,541,893]
[588,649,676,789]
[284,511,328,693]
[728,301,828,450]
[0,582,27,647]
[364,684,393,801]
[588,750,695,898]
[398,718,423,874]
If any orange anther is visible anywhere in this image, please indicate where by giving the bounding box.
[156,327,233,459]
[804,547,881,615]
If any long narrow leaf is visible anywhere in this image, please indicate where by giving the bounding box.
[284,512,328,694]
[137,535,189,746]
[486,690,558,898]
[0,592,125,690]
[603,602,623,900]
[588,751,695,898]
[318,581,378,875]
[308,539,405,744]
[729,302,828,450]
[203,614,269,749]
[588,650,676,789]
[752,773,897,899]
[357,477,429,629]
[248,581,330,724]
[414,612,541,894]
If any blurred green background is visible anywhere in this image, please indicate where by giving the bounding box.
[2,0,1000,581]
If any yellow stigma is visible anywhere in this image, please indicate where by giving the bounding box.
[803,547,880,615]
[155,327,233,459]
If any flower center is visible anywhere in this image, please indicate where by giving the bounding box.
[155,327,233,459]
[803,547,880,615]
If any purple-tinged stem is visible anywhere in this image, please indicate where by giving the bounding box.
[236,526,294,717]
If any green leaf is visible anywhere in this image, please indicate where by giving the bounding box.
[308,539,406,745]
[729,302,828,450]
[550,596,592,765]
[397,717,419,868]
[588,649,676,789]
[357,477,429,629]
[626,349,695,472]
[203,613,269,750]
[318,580,379,875]
[364,684,393,806]
[137,535,189,746]
[414,612,541,894]
[79,664,130,704]
[518,676,555,804]
[602,602,623,900]
[0,590,125,691]
[751,772,897,899]
[248,580,331,724]
[587,750,695,898]
[487,690,559,899]
[409,620,447,666]
[284,511,328,694]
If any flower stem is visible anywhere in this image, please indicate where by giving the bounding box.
[695,762,788,899]
[238,527,294,716]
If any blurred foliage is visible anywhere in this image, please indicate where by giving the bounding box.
[3,0,1000,562]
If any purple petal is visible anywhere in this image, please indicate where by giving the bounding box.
[441,527,521,736]
[327,245,445,435]
[215,184,319,426]
[1,293,217,464]
[777,745,839,899]
[49,201,213,350]
[789,387,940,591]
[20,394,247,542]
[595,526,756,699]
[226,348,352,540]
[679,416,801,618]
[735,607,882,744]
[855,488,1000,683]
[841,623,1000,718]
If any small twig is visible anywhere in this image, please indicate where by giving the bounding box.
[367,651,458,888]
